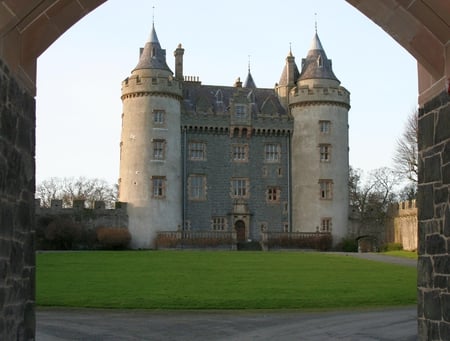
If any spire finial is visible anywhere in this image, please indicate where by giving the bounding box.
[314,13,318,33]
[248,55,251,72]
[152,5,155,26]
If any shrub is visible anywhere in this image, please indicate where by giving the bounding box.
[44,218,83,250]
[266,234,332,251]
[380,242,403,252]
[96,227,131,250]
[336,238,358,252]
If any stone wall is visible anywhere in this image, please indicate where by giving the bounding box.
[35,199,128,231]
[417,90,450,340]
[387,200,418,251]
[0,60,35,339]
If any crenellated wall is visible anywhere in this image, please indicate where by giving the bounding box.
[35,199,128,232]
[387,200,418,251]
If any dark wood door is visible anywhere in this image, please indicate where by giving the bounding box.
[235,220,245,242]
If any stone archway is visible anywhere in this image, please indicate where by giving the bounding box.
[0,1,448,340]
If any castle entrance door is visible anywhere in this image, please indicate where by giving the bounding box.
[235,220,246,242]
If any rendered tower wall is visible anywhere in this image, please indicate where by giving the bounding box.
[289,78,350,242]
[120,69,182,248]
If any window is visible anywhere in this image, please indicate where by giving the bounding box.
[232,144,248,162]
[283,201,288,214]
[183,220,191,230]
[319,179,333,200]
[266,187,280,203]
[319,120,331,134]
[153,110,165,125]
[211,217,227,231]
[231,178,249,198]
[188,175,206,200]
[321,218,332,232]
[188,142,206,160]
[152,176,166,198]
[264,143,281,162]
[283,222,289,232]
[260,222,268,231]
[235,104,247,120]
[319,144,331,162]
[152,139,165,160]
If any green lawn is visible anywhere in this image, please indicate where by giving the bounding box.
[36,251,417,310]
[383,250,418,259]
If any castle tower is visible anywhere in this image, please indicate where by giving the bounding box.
[119,24,183,248]
[276,47,300,109]
[288,32,350,243]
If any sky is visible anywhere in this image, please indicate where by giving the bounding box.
[36,0,418,185]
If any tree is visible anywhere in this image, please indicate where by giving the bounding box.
[349,167,399,222]
[36,177,118,208]
[393,111,418,184]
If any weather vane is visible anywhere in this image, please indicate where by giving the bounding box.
[315,12,318,33]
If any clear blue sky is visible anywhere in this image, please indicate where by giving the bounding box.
[36,0,418,185]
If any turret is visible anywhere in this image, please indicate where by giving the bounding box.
[289,32,350,244]
[119,23,183,248]
[276,48,300,109]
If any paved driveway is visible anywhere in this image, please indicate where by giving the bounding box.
[37,306,417,340]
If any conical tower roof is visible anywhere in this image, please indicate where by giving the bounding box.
[298,33,339,83]
[278,50,300,86]
[133,24,172,72]
[244,69,257,88]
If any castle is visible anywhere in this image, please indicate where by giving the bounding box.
[119,23,350,249]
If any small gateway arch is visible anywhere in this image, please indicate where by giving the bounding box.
[0,1,448,339]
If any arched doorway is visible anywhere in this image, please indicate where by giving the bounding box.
[235,220,246,243]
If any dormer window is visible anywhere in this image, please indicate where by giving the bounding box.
[235,104,247,120]
[317,55,323,68]
[215,90,223,103]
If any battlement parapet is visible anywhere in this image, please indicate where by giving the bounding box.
[121,74,182,100]
[289,84,350,108]
[387,199,417,217]
[35,198,128,213]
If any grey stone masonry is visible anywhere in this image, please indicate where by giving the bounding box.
[0,60,36,340]
[417,90,450,340]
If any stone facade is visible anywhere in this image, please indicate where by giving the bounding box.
[417,90,450,340]
[0,61,35,340]
[119,27,350,248]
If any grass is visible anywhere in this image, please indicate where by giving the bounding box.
[36,251,417,310]
[383,250,418,259]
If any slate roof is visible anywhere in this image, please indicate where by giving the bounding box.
[278,51,300,86]
[298,33,339,83]
[133,24,172,73]
[181,83,287,118]
[243,70,257,88]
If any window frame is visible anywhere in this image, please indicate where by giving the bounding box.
[151,176,166,199]
[266,186,281,203]
[319,179,333,200]
[231,178,250,199]
[188,174,206,201]
[232,143,249,162]
[319,144,331,162]
[153,109,166,126]
[152,139,166,160]
[188,141,206,161]
[319,120,331,134]
[264,143,281,163]
[211,216,227,231]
